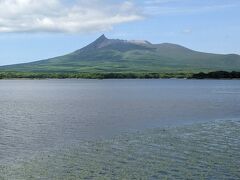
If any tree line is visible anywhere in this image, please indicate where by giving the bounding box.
[0,71,239,79]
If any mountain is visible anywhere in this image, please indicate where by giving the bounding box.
[1,34,240,73]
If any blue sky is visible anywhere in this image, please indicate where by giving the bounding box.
[0,0,239,65]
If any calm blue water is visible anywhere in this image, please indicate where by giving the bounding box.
[0,79,240,165]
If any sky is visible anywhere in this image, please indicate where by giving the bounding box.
[0,0,239,65]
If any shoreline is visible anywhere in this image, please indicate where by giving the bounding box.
[0,77,240,80]
[0,71,240,80]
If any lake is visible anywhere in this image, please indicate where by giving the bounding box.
[0,79,240,179]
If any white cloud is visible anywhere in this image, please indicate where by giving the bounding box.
[0,0,142,33]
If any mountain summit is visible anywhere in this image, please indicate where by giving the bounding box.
[1,35,240,73]
[76,35,152,53]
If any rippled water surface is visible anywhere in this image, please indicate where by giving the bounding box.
[1,120,239,179]
[0,79,240,179]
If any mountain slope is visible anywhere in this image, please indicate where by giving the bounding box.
[1,35,240,73]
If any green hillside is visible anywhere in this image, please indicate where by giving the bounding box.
[1,35,240,73]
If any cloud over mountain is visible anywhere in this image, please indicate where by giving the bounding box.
[0,0,142,33]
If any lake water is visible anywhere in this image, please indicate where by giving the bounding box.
[0,79,240,179]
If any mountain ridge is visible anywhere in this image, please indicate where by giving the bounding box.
[0,35,240,73]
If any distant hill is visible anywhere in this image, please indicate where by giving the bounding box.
[1,34,240,73]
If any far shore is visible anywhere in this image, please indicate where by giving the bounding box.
[0,71,240,80]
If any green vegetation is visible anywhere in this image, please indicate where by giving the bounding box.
[0,71,239,79]
[0,71,191,79]
[192,71,240,79]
